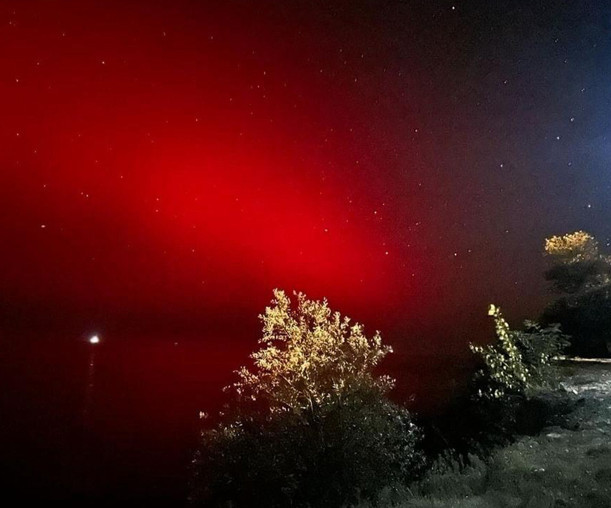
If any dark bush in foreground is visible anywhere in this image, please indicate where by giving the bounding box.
[191,390,422,507]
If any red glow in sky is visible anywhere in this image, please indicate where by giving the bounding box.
[1,1,436,343]
[6,1,607,501]
[3,0,572,354]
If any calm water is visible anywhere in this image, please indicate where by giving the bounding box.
[0,330,472,504]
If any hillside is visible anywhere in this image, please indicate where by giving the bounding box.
[391,361,611,507]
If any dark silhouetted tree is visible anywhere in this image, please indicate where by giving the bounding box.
[542,231,611,357]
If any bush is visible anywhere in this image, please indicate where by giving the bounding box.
[190,290,422,507]
[470,305,568,400]
[542,231,611,357]
[514,320,569,387]
[232,289,395,415]
[191,391,422,507]
[415,306,568,460]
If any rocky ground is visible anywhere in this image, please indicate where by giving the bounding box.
[374,361,611,508]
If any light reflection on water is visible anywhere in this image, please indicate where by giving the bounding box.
[0,331,473,503]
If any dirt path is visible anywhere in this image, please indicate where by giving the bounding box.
[400,362,611,508]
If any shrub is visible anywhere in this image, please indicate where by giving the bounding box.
[232,289,395,416]
[514,320,569,387]
[470,305,568,400]
[470,305,531,400]
[542,231,611,357]
[190,290,422,507]
[417,308,569,473]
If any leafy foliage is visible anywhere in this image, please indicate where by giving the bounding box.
[544,230,600,264]
[470,305,568,400]
[416,308,569,466]
[542,231,611,357]
[232,289,394,416]
[517,320,570,385]
[544,259,611,294]
[191,392,422,507]
[190,290,422,507]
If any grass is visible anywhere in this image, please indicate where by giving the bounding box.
[357,363,611,508]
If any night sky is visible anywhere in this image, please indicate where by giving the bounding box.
[2,0,611,502]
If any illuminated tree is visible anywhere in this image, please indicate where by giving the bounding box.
[542,231,611,356]
[544,230,599,264]
[232,289,394,416]
[544,231,611,294]
[191,290,422,507]
[470,304,567,400]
